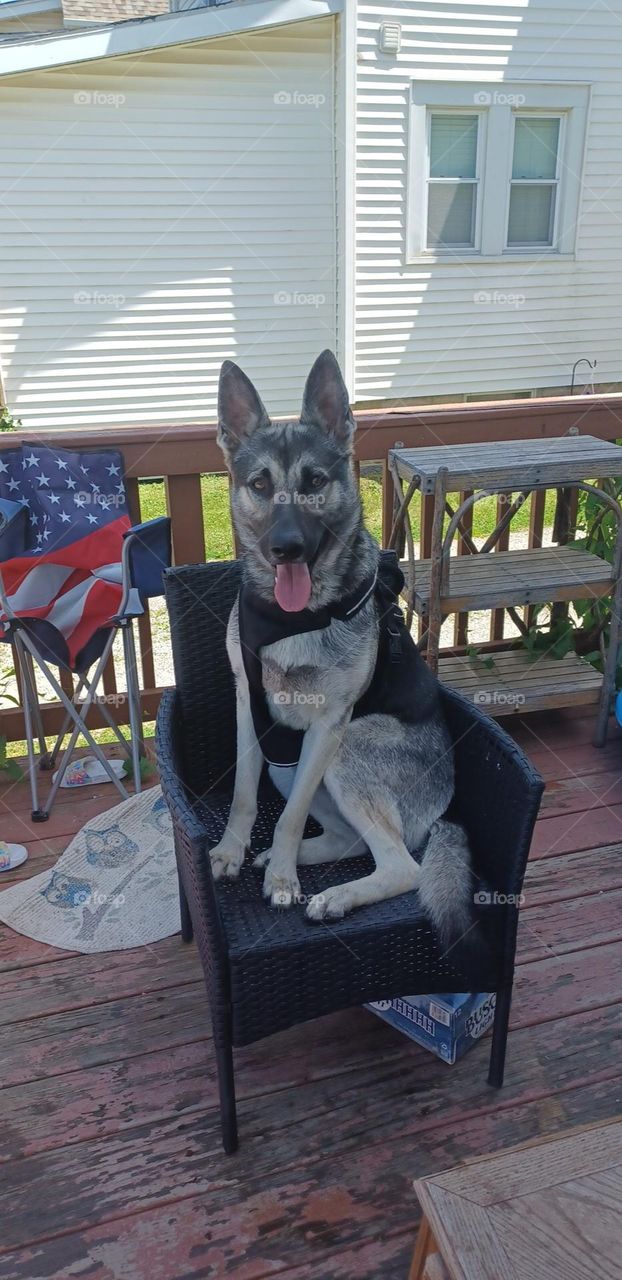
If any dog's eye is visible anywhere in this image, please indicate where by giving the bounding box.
[310,473,327,489]
[250,477,267,493]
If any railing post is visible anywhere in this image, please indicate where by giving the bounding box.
[165,474,207,566]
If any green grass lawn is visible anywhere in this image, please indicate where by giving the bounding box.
[139,476,556,556]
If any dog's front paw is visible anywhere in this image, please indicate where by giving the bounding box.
[209,839,246,880]
[252,848,271,870]
[306,884,350,921]
[262,857,300,909]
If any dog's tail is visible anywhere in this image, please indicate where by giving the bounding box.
[418,817,487,963]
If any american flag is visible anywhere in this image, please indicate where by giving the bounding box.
[0,445,131,670]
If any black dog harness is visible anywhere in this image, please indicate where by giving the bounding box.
[238,550,440,768]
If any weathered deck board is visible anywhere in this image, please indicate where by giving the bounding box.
[540,769,622,816]
[532,804,622,858]
[2,1078,620,1275]
[523,739,622,781]
[1,1001,617,1165]
[524,844,622,904]
[0,936,201,1023]
[518,889,622,962]
[0,794,124,843]
[0,708,621,1279]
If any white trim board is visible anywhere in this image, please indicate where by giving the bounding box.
[0,0,342,78]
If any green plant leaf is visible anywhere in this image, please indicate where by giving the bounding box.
[122,756,156,782]
[466,645,495,670]
[3,759,23,782]
[0,406,22,432]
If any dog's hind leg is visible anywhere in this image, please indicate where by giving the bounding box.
[300,784,367,864]
[298,832,368,865]
[305,736,422,920]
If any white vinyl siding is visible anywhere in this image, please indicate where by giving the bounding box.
[0,18,337,428]
[354,0,622,404]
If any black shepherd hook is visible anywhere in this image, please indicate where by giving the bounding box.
[571,357,597,394]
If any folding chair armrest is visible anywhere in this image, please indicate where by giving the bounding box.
[118,516,172,617]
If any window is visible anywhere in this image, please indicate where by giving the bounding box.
[427,113,480,249]
[408,82,590,261]
[507,116,561,247]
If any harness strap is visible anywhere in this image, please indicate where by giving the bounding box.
[238,551,429,769]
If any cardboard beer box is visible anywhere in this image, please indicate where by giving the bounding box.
[366,991,496,1063]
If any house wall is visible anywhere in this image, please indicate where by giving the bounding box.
[0,17,336,427]
[354,0,622,404]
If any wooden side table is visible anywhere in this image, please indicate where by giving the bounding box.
[389,435,622,745]
[408,1117,622,1280]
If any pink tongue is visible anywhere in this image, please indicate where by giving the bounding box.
[274,562,312,612]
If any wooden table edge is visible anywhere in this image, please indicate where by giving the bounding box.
[409,1115,622,1279]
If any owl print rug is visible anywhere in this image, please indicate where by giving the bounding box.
[0,786,180,953]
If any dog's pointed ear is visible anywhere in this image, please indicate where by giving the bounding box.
[217,360,270,461]
[300,350,355,446]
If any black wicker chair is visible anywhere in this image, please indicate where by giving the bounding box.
[157,560,544,1153]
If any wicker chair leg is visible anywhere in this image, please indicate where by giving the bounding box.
[177,871,193,944]
[488,986,512,1088]
[215,1030,238,1154]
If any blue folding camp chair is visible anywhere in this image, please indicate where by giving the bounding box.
[0,444,171,821]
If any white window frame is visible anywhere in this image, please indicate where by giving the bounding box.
[407,81,591,264]
[506,111,564,250]
[425,108,486,253]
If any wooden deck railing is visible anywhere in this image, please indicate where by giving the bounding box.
[2,391,622,741]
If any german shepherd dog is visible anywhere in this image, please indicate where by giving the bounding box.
[211,350,476,951]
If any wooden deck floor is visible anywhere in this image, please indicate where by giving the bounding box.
[1,709,622,1279]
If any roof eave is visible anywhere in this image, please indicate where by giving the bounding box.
[0,0,341,77]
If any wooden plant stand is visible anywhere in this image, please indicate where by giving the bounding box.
[389,435,622,745]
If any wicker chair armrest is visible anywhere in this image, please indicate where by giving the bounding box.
[156,688,229,972]
[442,686,545,900]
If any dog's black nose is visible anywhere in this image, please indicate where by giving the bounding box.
[270,535,305,562]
